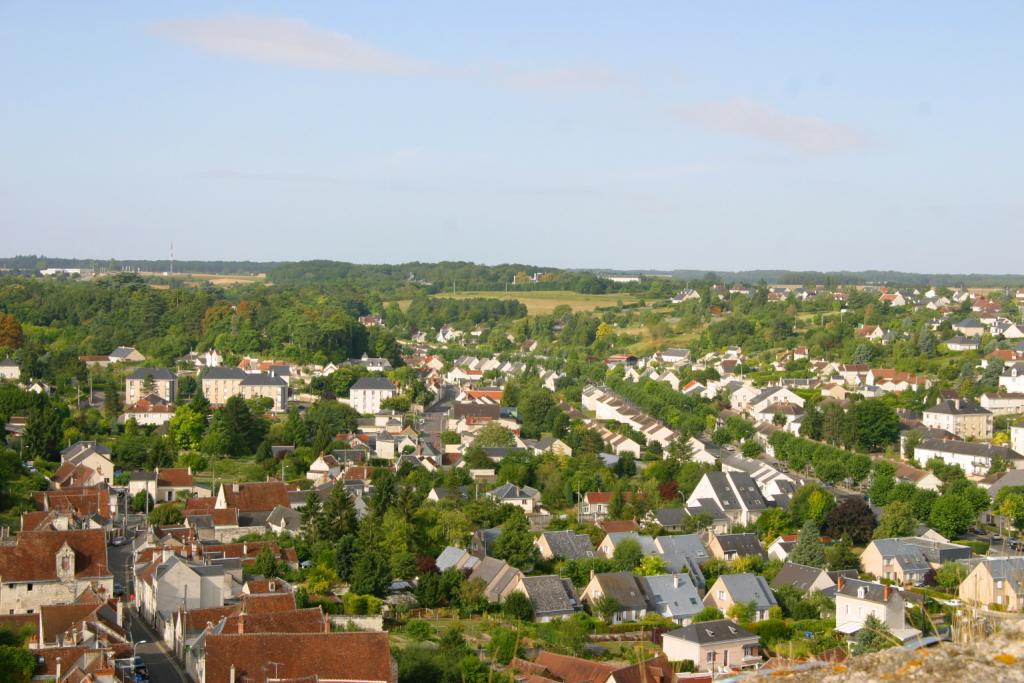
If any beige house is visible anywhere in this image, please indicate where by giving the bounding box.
[59,441,115,487]
[0,529,114,614]
[201,367,288,411]
[922,397,993,441]
[125,367,177,403]
[661,619,761,671]
[959,557,1024,610]
[860,537,971,586]
[703,573,777,622]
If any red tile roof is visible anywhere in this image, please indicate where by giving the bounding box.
[185,496,217,512]
[156,468,193,487]
[40,603,101,643]
[597,520,639,533]
[221,482,292,512]
[240,592,296,614]
[223,607,327,634]
[203,632,395,683]
[34,487,111,520]
[0,529,110,582]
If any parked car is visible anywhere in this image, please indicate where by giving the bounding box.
[110,536,130,547]
[113,583,125,596]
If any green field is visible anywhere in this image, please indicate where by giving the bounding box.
[430,290,640,315]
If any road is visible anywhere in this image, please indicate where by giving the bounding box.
[110,540,188,683]
[421,383,456,450]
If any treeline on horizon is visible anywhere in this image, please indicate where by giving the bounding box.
[1,255,1022,289]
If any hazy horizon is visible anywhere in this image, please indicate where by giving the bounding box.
[2,3,1022,272]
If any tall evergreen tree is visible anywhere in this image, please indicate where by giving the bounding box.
[789,520,827,568]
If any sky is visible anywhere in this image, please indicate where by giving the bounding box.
[1,2,1022,273]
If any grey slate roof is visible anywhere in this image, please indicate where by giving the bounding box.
[641,574,703,620]
[716,573,777,611]
[202,367,247,380]
[836,578,900,604]
[919,438,1022,461]
[665,619,756,645]
[924,398,990,417]
[436,546,472,572]
[770,562,830,593]
[126,367,175,381]
[266,505,302,533]
[714,533,767,558]
[870,537,971,569]
[519,575,579,616]
[350,377,397,391]
[240,373,287,387]
[539,530,594,560]
[703,471,768,512]
[592,572,648,610]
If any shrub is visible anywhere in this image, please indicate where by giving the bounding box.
[405,619,434,640]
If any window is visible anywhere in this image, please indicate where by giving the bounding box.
[61,556,70,572]
[26,584,32,591]
[706,652,716,664]
[718,590,725,600]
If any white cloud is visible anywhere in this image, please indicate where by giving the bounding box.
[496,65,619,93]
[153,14,426,75]
[677,97,864,153]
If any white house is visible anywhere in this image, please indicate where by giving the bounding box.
[834,577,919,642]
[0,358,20,381]
[349,377,397,414]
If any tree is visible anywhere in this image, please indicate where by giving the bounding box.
[825,536,860,570]
[692,606,724,623]
[472,422,516,448]
[849,400,900,452]
[23,404,64,460]
[169,404,207,451]
[502,591,534,621]
[591,594,621,621]
[301,491,324,542]
[935,561,969,592]
[997,492,1024,532]
[929,494,976,539]
[608,488,626,520]
[210,396,266,456]
[0,314,24,349]
[491,511,537,570]
[321,484,359,542]
[306,565,338,594]
[789,520,827,568]
[612,538,643,571]
[252,546,279,578]
[635,555,669,576]
[823,497,878,545]
[148,503,184,526]
[130,490,154,513]
[350,546,391,597]
[727,600,756,623]
[873,501,917,539]
[852,614,897,655]
[790,483,835,527]
[943,478,990,515]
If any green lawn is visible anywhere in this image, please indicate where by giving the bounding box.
[431,290,639,315]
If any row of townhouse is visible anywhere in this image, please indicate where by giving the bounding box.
[581,384,679,448]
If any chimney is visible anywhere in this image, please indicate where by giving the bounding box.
[55,657,62,682]
[589,569,596,582]
[837,576,844,591]
[242,542,247,556]
[884,585,891,602]
[116,599,124,627]
[237,614,245,634]
[229,664,236,683]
